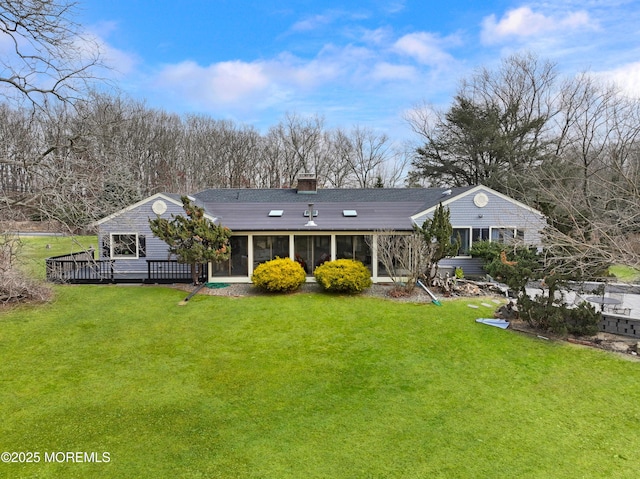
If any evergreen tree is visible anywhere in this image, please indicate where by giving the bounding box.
[149,196,232,284]
[416,202,459,281]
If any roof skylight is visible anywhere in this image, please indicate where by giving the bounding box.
[268,210,284,217]
[342,209,357,217]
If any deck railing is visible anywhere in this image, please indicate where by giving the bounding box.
[147,260,207,283]
[46,258,115,283]
[45,249,103,282]
[45,253,205,284]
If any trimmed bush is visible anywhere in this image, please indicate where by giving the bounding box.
[314,259,372,293]
[251,257,306,293]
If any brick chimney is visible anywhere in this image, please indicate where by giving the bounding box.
[296,173,317,194]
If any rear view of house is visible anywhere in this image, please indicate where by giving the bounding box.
[80,179,545,284]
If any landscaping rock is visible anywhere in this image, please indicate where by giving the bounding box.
[455,282,481,295]
[496,301,518,320]
[609,342,632,353]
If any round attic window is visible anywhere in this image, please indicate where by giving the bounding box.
[152,200,167,215]
[473,193,489,208]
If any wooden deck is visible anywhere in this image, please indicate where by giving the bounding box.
[46,252,206,284]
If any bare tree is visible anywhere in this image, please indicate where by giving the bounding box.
[408,53,640,275]
[254,129,287,188]
[324,128,355,187]
[373,231,434,292]
[0,0,103,109]
[537,75,640,273]
[344,126,392,188]
[273,113,329,187]
[0,232,51,304]
[375,146,410,187]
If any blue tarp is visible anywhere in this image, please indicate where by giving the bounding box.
[475,318,510,329]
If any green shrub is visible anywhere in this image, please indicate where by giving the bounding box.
[314,259,372,293]
[251,257,306,293]
[454,267,464,279]
[518,294,600,336]
[566,302,600,336]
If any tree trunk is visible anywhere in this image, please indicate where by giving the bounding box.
[191,263,199,285]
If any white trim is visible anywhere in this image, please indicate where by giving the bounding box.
[410,185,544,224]
[451,225,473,258]
[91,193,218,227]
[247,234,255,277]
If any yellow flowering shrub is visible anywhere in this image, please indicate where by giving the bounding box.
[251,257,306,293]
[314,259,372,293]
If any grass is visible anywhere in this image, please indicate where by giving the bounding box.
[2,236,640,477]
[609,265,640,283]
[14,235,97,279]
[1,285,640,478]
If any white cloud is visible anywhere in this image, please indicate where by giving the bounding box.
[481,7,593,45]
[149,27,460,117]
[393,32,457,67]
[291,13,334,32]
[70,23,140,80]
[360,27,393,46]
[596,61,640,97]
[289,9,369,34]
[156,60,271,105]
[371,62,416,81]
[153,50,357,112]
[84,33,139,77]
[384,1,406,14]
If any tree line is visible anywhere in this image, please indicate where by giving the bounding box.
[407,53,640,272]
[1,0,639,275]
[0,93,408,228]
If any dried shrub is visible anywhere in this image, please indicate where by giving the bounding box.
[388,286,412,298]
[1,270,52,305]
[251,257,306,293]
[1,233,52,305]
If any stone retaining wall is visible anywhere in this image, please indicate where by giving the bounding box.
[600,313,640,338]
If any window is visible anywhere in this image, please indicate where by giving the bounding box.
[472,228,489,242]
[336,235,372,272]
[109,233,145,259]
[295,235,331,275]
[491,228,526,244]
[452,228,471,255]
[253,235,289,266]
[212,236,248,276]
[447,227,526,256]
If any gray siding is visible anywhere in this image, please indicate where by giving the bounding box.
[94,187,546,283]
[97,198,181,274]
[438,258,486,277]
[414,188,545,246]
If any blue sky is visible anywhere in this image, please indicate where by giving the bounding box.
[79,0,640,141]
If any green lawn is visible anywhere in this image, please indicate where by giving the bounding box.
[1,284,640,478]
[15,235,98,279]
[2,236,640,477]
[609,265,640,283]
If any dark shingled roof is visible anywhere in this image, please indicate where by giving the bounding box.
[193,186,475,231]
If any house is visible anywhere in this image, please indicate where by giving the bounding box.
[89,176,546,284]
